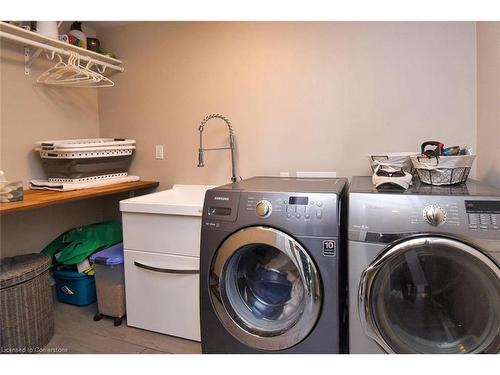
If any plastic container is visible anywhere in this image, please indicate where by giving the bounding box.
[38,157,133,183]
[34,138,136,183]
[36,138,136,150]
[52,270,96,306]
[90,243,126,326]
[68,21,87,49]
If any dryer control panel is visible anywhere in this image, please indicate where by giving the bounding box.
[349,193,500,243]
[348,176,500,244]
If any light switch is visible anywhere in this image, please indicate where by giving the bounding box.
[155,145,164,160]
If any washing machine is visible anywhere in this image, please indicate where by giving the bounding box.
[200,176,348,353]
[348,176,500,354]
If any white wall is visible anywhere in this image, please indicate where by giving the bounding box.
[98,22,477,188]
[477,22,500,189]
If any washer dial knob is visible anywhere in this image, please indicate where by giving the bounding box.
[255,200,272,217]
[423,205,447,226]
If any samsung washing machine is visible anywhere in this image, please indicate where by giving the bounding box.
[348,176,500,354]
[200,176,348,353]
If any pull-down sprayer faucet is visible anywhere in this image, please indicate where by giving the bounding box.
[197,114,237,183]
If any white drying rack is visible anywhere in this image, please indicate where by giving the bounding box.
[0,21,124,75]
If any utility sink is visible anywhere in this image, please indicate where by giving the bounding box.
[119,184,217,342]
[119,184,217,216]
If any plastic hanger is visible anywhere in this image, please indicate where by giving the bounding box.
[72,60,114,88]
[44,52,93,85]
[36,51,114,88]
[36,54,68,84]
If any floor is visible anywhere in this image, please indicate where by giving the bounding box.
[44,302,202,354]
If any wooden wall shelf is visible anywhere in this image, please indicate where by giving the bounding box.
[0,180,159,215]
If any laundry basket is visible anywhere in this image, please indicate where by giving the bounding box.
[368,152,418,173]
[0,254,54,354]
[411,154,476,185]
[34,138,136,183]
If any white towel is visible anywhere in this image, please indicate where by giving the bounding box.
[30,175,140,191]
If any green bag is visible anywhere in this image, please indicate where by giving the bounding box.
[42,221,123,265]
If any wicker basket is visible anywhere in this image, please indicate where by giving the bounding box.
[368,152,419,174]
[0,254,54,354]
[411,154,476,186]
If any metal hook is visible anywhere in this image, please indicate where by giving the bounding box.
[44,50,56,60]
[96,64,106,74]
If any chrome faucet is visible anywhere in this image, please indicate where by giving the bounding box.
[197,113,237,183]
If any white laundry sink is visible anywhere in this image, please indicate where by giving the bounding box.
[119,184,216,216]
[119,184,217,341]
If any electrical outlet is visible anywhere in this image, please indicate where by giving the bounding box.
[155,145,164,160]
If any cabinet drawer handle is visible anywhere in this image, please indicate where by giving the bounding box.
[134,261,199,274]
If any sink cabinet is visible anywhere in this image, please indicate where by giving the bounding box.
[120,184,216,341]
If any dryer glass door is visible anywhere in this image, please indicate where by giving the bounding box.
[210,226,322,351]
[360,235,500,353]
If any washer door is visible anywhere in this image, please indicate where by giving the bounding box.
[209,226,322,351]
[359,235,500,353]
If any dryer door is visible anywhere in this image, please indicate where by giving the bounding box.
[209,226,322,351]
[359,235,500,353]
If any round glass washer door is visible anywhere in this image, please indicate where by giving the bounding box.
[359,235,500,353]
[209,226,322,351]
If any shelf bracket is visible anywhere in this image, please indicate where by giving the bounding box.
[24,46,43,75]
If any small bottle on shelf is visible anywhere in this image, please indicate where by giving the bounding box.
[68,21,87,49]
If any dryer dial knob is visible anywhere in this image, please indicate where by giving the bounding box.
[423,205,447,226]
[255,200,272,217]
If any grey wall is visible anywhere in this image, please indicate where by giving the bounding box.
[98,22,477,189]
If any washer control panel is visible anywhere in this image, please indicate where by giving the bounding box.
[203,186,342,237]
[247,195,327,222]
[465,200,500,231]
[241,192,340,236]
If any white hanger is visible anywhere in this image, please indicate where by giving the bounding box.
[46,52,94,85]
[36,53,67,84]
[60,52,114,87]
[37,52,85,85]
[76,60,114,88]
[36,50,114,88]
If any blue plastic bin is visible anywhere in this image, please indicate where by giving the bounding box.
[52,270,96,306]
